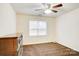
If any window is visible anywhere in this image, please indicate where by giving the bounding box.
[29,20,47,36]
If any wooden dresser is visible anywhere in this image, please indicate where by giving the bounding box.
[0,33,23,56]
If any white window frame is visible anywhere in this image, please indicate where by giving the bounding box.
[29,20,48,37]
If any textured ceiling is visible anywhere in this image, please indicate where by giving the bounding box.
[11,3,79,17]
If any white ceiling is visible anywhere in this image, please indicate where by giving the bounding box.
[11,3,79,17]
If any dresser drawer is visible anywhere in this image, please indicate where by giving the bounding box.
[0,33,23,56]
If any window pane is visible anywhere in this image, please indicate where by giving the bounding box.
[29,20,47,36]
[29,21,38,29]
[29,29,37,36]
[39,21,47,29]
[38,30,47,35]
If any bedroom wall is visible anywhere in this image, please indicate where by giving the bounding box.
[0,3,16,36]
[16,13,56,45]
[56,8,79,51]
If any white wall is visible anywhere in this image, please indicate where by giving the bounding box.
[56,8,79,51]
[16,14,56,45]
[0,3,16,36]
